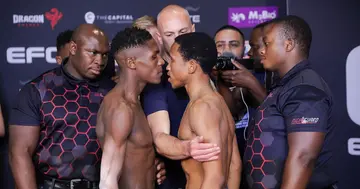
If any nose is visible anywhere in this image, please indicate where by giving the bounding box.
[158,58,165,66]
[166,63,170,71]
[259,46,265,56]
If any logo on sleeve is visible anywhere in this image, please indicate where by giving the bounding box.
[291,117,319,125]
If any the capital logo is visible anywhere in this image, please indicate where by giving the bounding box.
[85,12,95,24]
[346,45,360,126]
[45,8,63,30]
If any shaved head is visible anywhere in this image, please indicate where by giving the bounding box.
[67,23,109,80]
[72,24,108,45]
[157,5,195,54]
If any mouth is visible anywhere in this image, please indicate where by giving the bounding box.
[90,68,101,75]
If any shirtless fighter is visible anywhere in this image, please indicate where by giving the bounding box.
[166,32,241,189]
[96,27,164,189]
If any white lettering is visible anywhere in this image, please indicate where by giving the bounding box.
[13,14,44,23]
[248,10,276,20]
[7,47,57,64]
[346,45,360,126]
[190,15,200,23]
[348,138,360,155]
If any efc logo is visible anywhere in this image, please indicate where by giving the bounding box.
[6,47,57,64]
[346,45,360,126]
[346,45,360,156]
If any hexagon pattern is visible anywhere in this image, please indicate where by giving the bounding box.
[244,108,279,189]
[32,71,110,180]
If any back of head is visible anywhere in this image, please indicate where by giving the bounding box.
[175,32,217,74]
[110,27,153,56]
[272,15,312,57]
[56,30,73,52]
[132,15,157,29]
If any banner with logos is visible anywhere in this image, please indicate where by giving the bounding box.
[0,0,286,188]
[288,1,360,189]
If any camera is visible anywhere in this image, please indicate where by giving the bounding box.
[214,52,264,72]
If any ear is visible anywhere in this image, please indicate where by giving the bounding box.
[69,41,77,55]
[188,60,197,74]
[126,57,136,70]
[55,56,62,65]
[285,38,295,52]
[191,24,195,32]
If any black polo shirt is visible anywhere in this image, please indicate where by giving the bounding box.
[9,60,115,181]
[244,60,336,189]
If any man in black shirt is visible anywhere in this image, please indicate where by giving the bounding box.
[243,15,337,189]
[9,24,114,189]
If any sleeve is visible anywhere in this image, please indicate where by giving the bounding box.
[279,85,330,133]
[8,83,41,126]
[141,83,168,116]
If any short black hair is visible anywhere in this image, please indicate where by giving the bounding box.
[254,21,271,30]
[214,25,245,45]
[271,15,312,57]
[56,30,73,52]
[110,27,153,55]
[175,32,217,75]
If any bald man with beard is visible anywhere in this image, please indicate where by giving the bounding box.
[141,5,221,189]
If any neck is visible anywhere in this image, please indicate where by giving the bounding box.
[65,58,83,80]
[277,55,307,78]
[185,73,214,100]
[115,70,146,103]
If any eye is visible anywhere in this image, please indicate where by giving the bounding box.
[165,34,173,37]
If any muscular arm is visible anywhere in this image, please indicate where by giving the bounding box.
[98,103,133,189]
[227,136,241,189]
[281,132,324,189]
[9,125,39,189]
[148,111,190,160]
[190,101,226,189]
[280,85,330,189]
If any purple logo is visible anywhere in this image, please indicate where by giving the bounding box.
[228,6,278,28]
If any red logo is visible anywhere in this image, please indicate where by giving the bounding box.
[45,8,63,30]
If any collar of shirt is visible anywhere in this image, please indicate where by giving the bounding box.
[271,59,311,90]
[61,57,100,88]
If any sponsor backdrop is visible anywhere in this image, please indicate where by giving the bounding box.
[287,0,360,189]
[3,0,360,189]
[0,0,286,188]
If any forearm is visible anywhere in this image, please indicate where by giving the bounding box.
[9,152,37,189]
[201,174,225,189]
[227,164,241,189]
[154,132,190,160]
[281,153,316,189]
[247,79,267,104]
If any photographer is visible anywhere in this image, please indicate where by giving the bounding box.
[213,24,267,189]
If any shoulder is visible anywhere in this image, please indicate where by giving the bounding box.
[102,95,134,119]
[285,68,331,94]
[189,96,221,118]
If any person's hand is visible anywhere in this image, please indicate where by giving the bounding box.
[155,158,166,185]
[111,75,120,83]
[189,136,221,162]
[220,59,256,88]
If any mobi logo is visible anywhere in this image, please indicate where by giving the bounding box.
[13,8,62,29]
[6,47,57,64]
[346,45,360,126]
[228,6,278,28]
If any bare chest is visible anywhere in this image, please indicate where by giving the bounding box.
[128,110,153,148]
[178,108,194,141]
